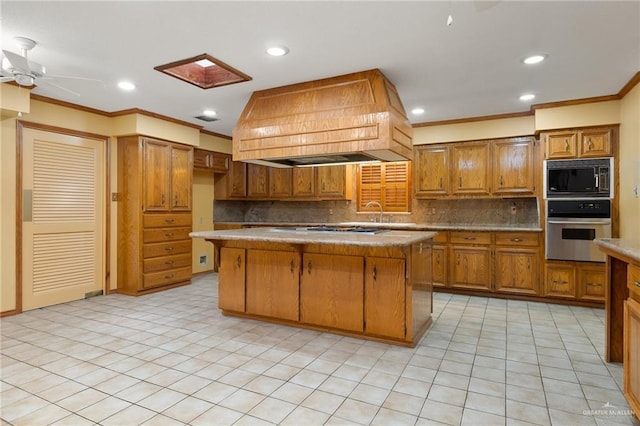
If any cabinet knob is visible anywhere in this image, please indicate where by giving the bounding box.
[511,238,522,242]
[565,139,569,150]
[500,176,504,186]
[373,265,377,282]
[439,177,443,189]
[635,281,640,287]
[164,274,175,279]
[290,259,295,273]
[587,282,601,287]
[165,232,174,238]
[165,247,174,252]
[165,260,174,265]
[459,177,462,188]
[587,138,593,150]
[464,237,476,241]
[165,218,175,224]
[307,261,312,274]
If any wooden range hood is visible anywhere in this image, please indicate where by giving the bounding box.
[232,69,413,167]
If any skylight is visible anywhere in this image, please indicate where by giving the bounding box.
[154,54,251,89]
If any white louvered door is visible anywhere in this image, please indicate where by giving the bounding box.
[22,128,105,311]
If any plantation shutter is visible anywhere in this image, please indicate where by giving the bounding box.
[357,161,410,213]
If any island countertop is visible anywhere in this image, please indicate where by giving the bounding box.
[594,238,640,264]
[190,227,438,247]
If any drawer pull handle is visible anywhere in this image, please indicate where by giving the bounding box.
[236,255,241,268]
[165,260,174,265]
[165,247,174,252]
[510,238,522,242]
[635,281,640,287]
[464,237,476,241]
[587,282,601,287]
[565,139,569,150]
[165,218,175,224]
[373,265,377,282]
[165,233,174,237]
[165,274,175,279]
[308,261,312,274]
[290,259,294,273]
[439,177,443,189]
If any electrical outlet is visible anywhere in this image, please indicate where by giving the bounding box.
[329,208,333,215]
[510,205,517,215]
[111,192,119,201]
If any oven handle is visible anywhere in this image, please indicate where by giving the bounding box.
[547,220,611,225]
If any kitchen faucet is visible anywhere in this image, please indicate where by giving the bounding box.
[365,200,384,223]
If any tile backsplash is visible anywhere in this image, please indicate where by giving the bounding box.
[214,197,540,227]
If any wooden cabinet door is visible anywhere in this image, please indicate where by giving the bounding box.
[493,138,534,195]
[451,142,491,195]
[414,145,449,197]
[432,245,447,288]
[365,257,405,339]
[228,161,247,198]
[218,247,246,312]
[246,249,299,321]
[545,131,578,159]
[577,263,606,302]
[269,167,292,198]
[494,248,538,295]
[300,253,364,331]
[247,164,269,198]
[450,246,491,290]
[143,139,171,211]
[544,263,576,298]
[317,165,347,199]
[624,298,640,418]
[170,144,193,211]
[579,128,613,158]
[292,167,316,198]
[210,153,230,173]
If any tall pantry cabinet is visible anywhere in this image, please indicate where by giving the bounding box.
[117,136,194,296]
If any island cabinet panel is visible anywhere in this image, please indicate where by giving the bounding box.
[450,142,491,196]
[624,298,640,416]
[365,257,406,339]
[218,248,246,312]
[300,253,364,332]
[246,249,299,321]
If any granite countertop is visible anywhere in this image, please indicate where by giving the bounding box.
[594,238,640,264]
[215,221,543,232]
[191,227,438,247]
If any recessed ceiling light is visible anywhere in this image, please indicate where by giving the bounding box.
[411,107,425,115]
[203,109,217,117]
[118,81,136,91]
[523,54,547,65]
[519,93,535,101]
[266,46,289,57]
[195,58,216,68]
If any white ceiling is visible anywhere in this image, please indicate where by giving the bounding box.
[2,1,639,137]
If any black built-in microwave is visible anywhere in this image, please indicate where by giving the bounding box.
[544,158,612,198]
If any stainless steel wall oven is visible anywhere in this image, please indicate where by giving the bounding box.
[545,200,611,262]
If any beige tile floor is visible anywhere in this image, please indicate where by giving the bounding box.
[1,272,638,426]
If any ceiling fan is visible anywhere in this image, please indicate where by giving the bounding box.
[1,37,46,87]
[1,36,103,97]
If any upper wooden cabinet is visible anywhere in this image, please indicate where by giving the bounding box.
[247,164,269,198]
[193,148,230,173]
[142,138,193,212]
[492,137,535,195]
[414,145,449,197]
[317,165,353,200]
[414,137,535,199]
[451,141,491,196]
[292,167,316,198]
[214,160,247,199]
[543,126,615,159]
[269,167,293,199]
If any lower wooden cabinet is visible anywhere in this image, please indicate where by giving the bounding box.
[246,249,299,321]
[545,262,576,298]
[450,246,492,290]
[218,248,245,312]
[365,257,406,339]
[624,298,640,417]
[544,261,605,302]
[300,253,364,332]
[494,248,538,295]
[432,245,447,288]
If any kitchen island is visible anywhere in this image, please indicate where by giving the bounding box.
[191,227,437,346]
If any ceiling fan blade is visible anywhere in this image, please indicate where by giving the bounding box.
[45,74,107,89]
[2,49,30,74]
[0,76,15,83]
[474,0,501,12]
[40,80,81,97]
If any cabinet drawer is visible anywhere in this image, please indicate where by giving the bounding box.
[144,266,191,289]
[432,232,448,244]
[144,253,192,273]
[495,232,539,247]
[143,227,191,243]
[143,240,191,258]
[143,213,192,228]
[450,231,491,245]
[628,264,640,300]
